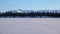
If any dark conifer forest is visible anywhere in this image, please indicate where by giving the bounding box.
[0,10,60,18]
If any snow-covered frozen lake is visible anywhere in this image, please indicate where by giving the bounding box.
[0,18,60,34]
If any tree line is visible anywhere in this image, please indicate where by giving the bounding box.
[0,11,60,17]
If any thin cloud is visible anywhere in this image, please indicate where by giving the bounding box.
[9,1,15,4]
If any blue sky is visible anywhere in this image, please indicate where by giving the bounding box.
[0,0,60,11]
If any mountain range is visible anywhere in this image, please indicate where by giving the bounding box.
[1,9,60,13]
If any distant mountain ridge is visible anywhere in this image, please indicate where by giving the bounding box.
[5,9,60,13]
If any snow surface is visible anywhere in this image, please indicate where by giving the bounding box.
[0,18,60,34]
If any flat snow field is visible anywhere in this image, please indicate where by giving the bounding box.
[0,18,60,34]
